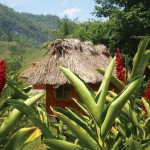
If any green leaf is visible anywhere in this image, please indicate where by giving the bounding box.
[122,102,143,137]
[53,107,97,142]
[0,93,44,141]
[60,66,98,123]
[72,98,89,116]
[145,118,150,137]
[66,107,90,127]
[43,139,86,150]
[97,68,124,91]
[108,91,117,98]
[7,81,29,100]
[22,86,32,93]
[130,49,150,108]
[128,136,142,150]
[130,38,150,80]
[2,127,41,150]
[96,58,115,126]
[133,50,150,78]
[37,106,49,127]
[111,135,122,150]
[141,139,150,150]
[142,98,150,116]
[101,76,144,138]
[0,101,10,115]
[51,107,101,150]
[106,91,143,136]
[117,122,126,137]
[63,130,77,141]
[7,100,54,139]
[125,56,129,84]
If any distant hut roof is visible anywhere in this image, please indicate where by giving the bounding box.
[21,39,112,86]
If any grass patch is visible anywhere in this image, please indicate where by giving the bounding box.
[21,47,44,72]
[0,41,45,71]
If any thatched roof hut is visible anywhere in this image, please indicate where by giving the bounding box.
[21,39,112,86]
[21,39,112,114]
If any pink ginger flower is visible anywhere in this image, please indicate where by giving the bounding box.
[115,48,126,84]
[0,60,6,94]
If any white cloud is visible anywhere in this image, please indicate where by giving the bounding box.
[62,7,81,17]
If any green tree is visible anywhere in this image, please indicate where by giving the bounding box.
[6,43,24,76]
[57,16,77,38]
[72,22,90,41]
[44,16,78,40]
[93,0,150,56]
[72,20,113,49]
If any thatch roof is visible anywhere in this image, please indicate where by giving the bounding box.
[21,39,112,86]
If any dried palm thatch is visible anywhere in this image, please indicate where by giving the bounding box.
[21,39,112,86]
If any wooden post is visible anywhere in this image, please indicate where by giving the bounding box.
[46,84,55,114]
[46,84,51,113]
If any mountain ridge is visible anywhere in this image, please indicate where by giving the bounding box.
[0,3,60,44]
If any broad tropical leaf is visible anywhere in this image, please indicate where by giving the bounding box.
[51,107,101,150]
[53,107,97,141]
[128,136,142,150]
[130,38,150,80]
[60,66,98,123]
[101,76,144,138]
[7,81,29,100]
[0,93,44,141]
[96,58,115,126]
[7,99,54,139]
[2,127,41,150]
[43,139,86,150]
[142,98,150,116]
[97,68,124,91]
[72,98,89,116]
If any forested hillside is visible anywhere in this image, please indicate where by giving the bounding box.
[0,3,60,44]
[0,1,149,73]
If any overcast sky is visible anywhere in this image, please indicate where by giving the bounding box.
[0,0,98,21]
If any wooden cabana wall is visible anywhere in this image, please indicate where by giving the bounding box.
[33,84,46,89]
[46,83,100,114]
[45,82,118,114]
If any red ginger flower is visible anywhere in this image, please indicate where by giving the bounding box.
[144,83,150,101]
[0,60,6,94]
[142,83,150,113]
[115,48,126,84]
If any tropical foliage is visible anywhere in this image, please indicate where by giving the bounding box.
[0,38,149,149]
[0,64,45,149]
